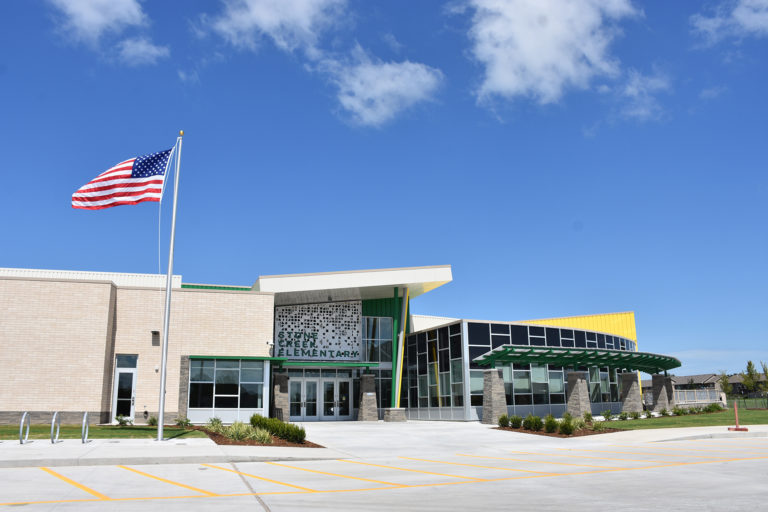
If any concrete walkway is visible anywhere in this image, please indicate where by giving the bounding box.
[1,422,766,468]
[0,438,346,468]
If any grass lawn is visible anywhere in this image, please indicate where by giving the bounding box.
[612,409,768,430]
[0,425,208,440]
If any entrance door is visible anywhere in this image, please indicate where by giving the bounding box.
[112,370,137,422]
[319,379,353,420]
[289,380,319,421]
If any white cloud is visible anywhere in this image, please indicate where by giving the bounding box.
[321,47,443,126]
[117,37,170,66]
[48,0,145,43]
[618,69,670,121]
[211,0,346,53]
[692,0,768,44]
[699,85,727,99]
[382,33,404,53]
[465,0,639,105]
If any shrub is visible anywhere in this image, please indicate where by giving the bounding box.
[498,414,510,428]
[250,427,273,444]
[583,411,593,424]
[562,412,573,423]
[559,419,575,436]
[673,407,686,416]
[147,415,158,426]
[175,416,191,427]
[705,403,723,413]
[618,412,629,421]
[509,415,523,428]
[206,417,224,434]
[630,411,641,420]
[660,408,670,416]
[592,421,606,432]
[523,414,543,431]
[644,409,654,419]
[115,415,133,426]
[544,414,557,433]
[250,414,306,444]
[602,410,613,422]
[572,418,586,431]
[226,421,252,441]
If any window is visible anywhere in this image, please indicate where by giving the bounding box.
[363,317,393,363]
[188,359,265,410]
[116,354,138,368]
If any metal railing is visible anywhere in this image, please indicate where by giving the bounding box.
[82,412,90,443]
[51,411,61,444]
[17,411,91,445]
[19,412,31,444]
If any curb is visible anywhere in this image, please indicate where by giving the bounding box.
[0,453,347,468]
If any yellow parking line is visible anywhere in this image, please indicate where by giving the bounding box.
[554,448,727,460]
[265,461,402,487]
[399,456,557,475]
[117,465,218,496]
[40,467,111,500]
[609,443,750,454]
[202,464,317,492]
[456,454,620,469]
[339,459,485,480]
[508,450,671,464]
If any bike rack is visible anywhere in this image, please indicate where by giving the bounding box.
[81,411,89,444]
[51,411,61,444]
[19,412,31,444]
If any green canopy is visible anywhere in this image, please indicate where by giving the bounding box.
[473,345,681,374]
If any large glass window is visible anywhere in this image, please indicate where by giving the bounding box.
[363,316,394,363]
[189,359,265,410]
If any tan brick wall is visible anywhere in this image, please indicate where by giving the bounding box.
[113,287,274,417]
[0,277,274,420]
[0,278,115,412]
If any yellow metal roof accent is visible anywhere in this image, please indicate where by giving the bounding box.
[517,312,637,342]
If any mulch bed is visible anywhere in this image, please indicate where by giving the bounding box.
[188,426,324,448]
[495,426,622,438]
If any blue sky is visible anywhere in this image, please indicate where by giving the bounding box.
[1,1,766,376]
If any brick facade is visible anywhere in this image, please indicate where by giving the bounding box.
[0,276,274,424]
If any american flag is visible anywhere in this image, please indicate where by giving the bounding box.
[72,149,173,210]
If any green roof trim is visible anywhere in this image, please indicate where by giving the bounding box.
[181,284,252,291]
[473,346,681,374]
[189,355,287,362]
[281,361,380,368]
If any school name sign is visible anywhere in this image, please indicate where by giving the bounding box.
[274,301,362,361]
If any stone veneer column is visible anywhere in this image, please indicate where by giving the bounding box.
[566,371,591,418]
[272,374,289,422]
[619,372,642,413]
[651,374,675,412]
[358,374,378,421]
[481,368,507,425]
[177,356,190,421]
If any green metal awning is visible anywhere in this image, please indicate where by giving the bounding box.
[281,361,379,368]
[473,345,680,374]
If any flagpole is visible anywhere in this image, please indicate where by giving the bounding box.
[157,130,183,441]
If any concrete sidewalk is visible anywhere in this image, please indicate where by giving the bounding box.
[2,422,766,468]
[0,438,346,468]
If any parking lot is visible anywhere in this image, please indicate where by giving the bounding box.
[1,422,767,511]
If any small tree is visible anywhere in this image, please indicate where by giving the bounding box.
[741,361,761,394]
[718,370,732,396]
[761,361,768,392]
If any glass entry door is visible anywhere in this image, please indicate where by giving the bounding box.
[289,380,319,421]
[320,379,353,420]
[112,370,137,421]
[289,377,354,421]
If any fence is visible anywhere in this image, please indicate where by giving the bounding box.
[732,395,768,410]
[674,389,720,405]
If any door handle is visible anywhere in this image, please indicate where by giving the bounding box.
[131,397,135,405]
